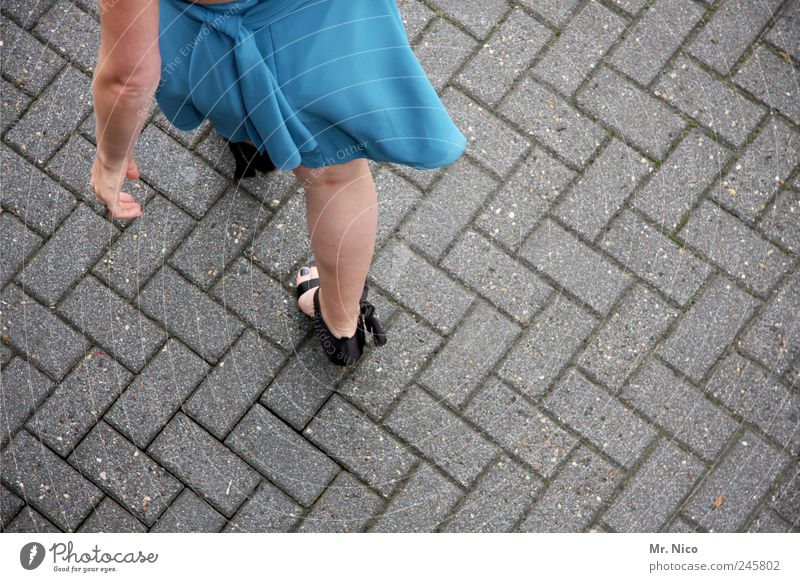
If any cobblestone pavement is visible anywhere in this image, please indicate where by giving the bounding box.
[1,0,798,533]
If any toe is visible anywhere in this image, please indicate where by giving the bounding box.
[296,265,319,317]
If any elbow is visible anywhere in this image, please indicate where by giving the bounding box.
[93,60,161,104]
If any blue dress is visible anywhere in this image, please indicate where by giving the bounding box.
[156,0,467,170]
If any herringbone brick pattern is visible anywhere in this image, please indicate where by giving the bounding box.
[1,0,798,533]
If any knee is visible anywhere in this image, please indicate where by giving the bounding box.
[298,159,368,190]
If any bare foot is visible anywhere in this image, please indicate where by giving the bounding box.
[295,265,358,339]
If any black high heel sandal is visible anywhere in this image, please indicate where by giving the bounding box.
[295,268,387,367]
[227,139,277,181]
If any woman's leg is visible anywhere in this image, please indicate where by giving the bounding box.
[292,158,378,338]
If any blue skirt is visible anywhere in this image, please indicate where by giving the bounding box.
[156,0,467,170]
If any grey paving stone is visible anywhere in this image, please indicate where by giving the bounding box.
[419,300,519,407]
[34,0,99,73]
[667,516,701,533]
[610,0,706,85]
[518,445,625,532]
[441,229,552,324]
[544,368,658,467]
[685,431,790,531]
[765,0,800,61]
[706,352,800,455]
[151,109,210,149]
[371,238,474,334]
[577,66,686,159]
[758,188,800,253]
[680,199,790,296]
[0,212,41,288]
[633,129,732,232]
[0,357,53,449]
[78,497,147,533]
[1,283,89,380]
[373,169,420,245]
[69,421,182,526]
[93,194,194,299]
[0,143,76,236]
[464,377,577,478]
[606,0,647,15]
[621,359,738,461]
[26,350,132,457]
[517,0,580,26]
[384,386,497,487]
[441,455,543,532]
[210,257,306,352]
[105,339,209,448]
[4,506,60,533]
[58,275,166,373]
[6,66,92,163]
[457,8,551,106]
[136,125,227,218]
[735,44,800,125]
[768,462,799,525]
[399,156,497,261]
[297,471,383,533]
[194,130,297,206]
[654,55,765,148]
[390,162,442,190]
[427,0,509,38]
[186,329,284,439]
[578,283,678,390]
[148,412,260,517]
[473,148,575,252]
[740,272,800,376]
[247,189,309,281]
[17,204,117,305]
[2,0,57,28]
[713,116,799,223]
[0,19,64,94]
[441,87,529,177]
[497,294,597,399]
[47,131,155,213]
[414,17,478,91]
[1,429,103,531]
[137,266,244,364]
[1,79,29,132]
[553,139,653,240]
[657,275,760,383]
[603,438,705,532]
[169,189,269,290]
[368,462,460,532]
[499,75,606,169]
[150,488,227,533]
[0,342,13,367]
[0,483,25,530]
[600,209,712,307]
[225,404,338,507]
[687,0,783,75]
[521,218,632,314]
[747,507,791,532]
[223,479,302,532]
[305,395,416,496]
[396,0,435,42]
[258,337,342,431]
[336,312,444,419]
[532,1,626,96]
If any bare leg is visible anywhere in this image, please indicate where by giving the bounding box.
[292,158,378,338]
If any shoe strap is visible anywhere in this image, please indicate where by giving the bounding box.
[359,297,387,347]
[296,277,320,299]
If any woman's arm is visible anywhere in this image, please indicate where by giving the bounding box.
[91,0,161,220]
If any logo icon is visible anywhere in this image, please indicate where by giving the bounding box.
[20,542,46,570]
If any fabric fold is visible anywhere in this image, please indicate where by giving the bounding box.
[179,0,318,169]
